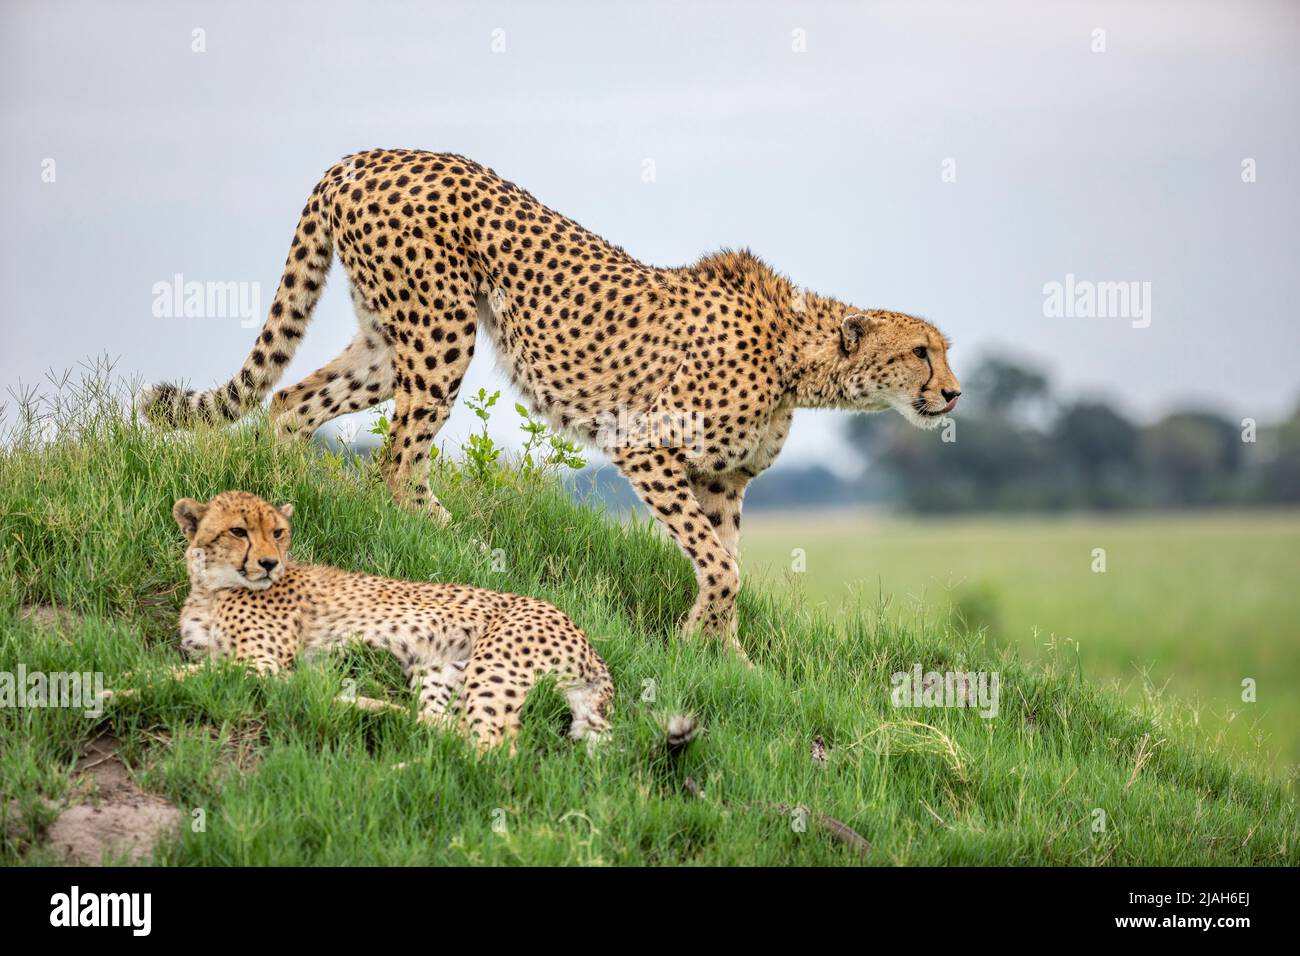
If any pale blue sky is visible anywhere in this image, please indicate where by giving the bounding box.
[3,0,1298,474]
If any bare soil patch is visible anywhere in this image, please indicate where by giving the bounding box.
[44,734,182,865]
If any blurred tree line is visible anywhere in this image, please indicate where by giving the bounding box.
[847,355,1300,513]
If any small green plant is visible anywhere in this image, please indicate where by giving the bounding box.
[453,391,584,486]
[462,388,503,483]
[516,403,586,481]
[362,395,582,490]
[364,409,399,485]
[320,447,349,483]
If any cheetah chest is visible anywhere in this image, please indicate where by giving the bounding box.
[178,595,232,660]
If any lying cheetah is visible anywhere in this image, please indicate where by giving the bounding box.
[166,490,614,754]
[140,149,961,657]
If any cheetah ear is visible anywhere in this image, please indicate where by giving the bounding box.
[277,503,294,519]
[839,313,876,355]
[173,498,208,541]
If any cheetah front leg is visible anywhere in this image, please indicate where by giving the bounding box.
[684,470,753,654]
[692,402,792,563]
[690,470,751,563]
[99,653,286,709]
[96,662,209,703]
[683,402,791,603]
[612,446,749,661]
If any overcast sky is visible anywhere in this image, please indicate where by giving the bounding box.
[3,0,1298,474]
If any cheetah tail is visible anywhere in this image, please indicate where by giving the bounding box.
[136,191,334,427]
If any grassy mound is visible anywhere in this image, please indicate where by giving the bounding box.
[1,379,1295,865]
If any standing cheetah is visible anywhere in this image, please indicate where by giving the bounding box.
[141,149,961,658]
[168,490,614,754]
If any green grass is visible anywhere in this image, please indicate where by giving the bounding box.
[743,511,1300,775]
[1,381,1296,865]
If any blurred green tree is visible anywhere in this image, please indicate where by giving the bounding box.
[842,353,1293,513]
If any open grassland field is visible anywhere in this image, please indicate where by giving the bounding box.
[744,511,1300,776]
[1,387,1295,865]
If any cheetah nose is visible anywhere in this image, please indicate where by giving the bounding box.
[941,389,961,411]
[258,557,279,572]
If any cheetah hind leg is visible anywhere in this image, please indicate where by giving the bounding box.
[456,663,527,757]
[454,675,613,758]
[269,329,395,443]
[410,659,467,729]
[564,675,614,755]
[380,282,478,527]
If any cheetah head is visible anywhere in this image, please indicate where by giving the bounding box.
[837,310,961,430]
[173,491,293,592]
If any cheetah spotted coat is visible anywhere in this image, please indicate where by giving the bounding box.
[142,149,960,657]
[173,491,613,753]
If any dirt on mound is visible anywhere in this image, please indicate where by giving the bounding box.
[44,734,182,866]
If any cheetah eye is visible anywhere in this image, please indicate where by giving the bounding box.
[229,527,248,539]
[913,346,928,359]
[273,528,285,539]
